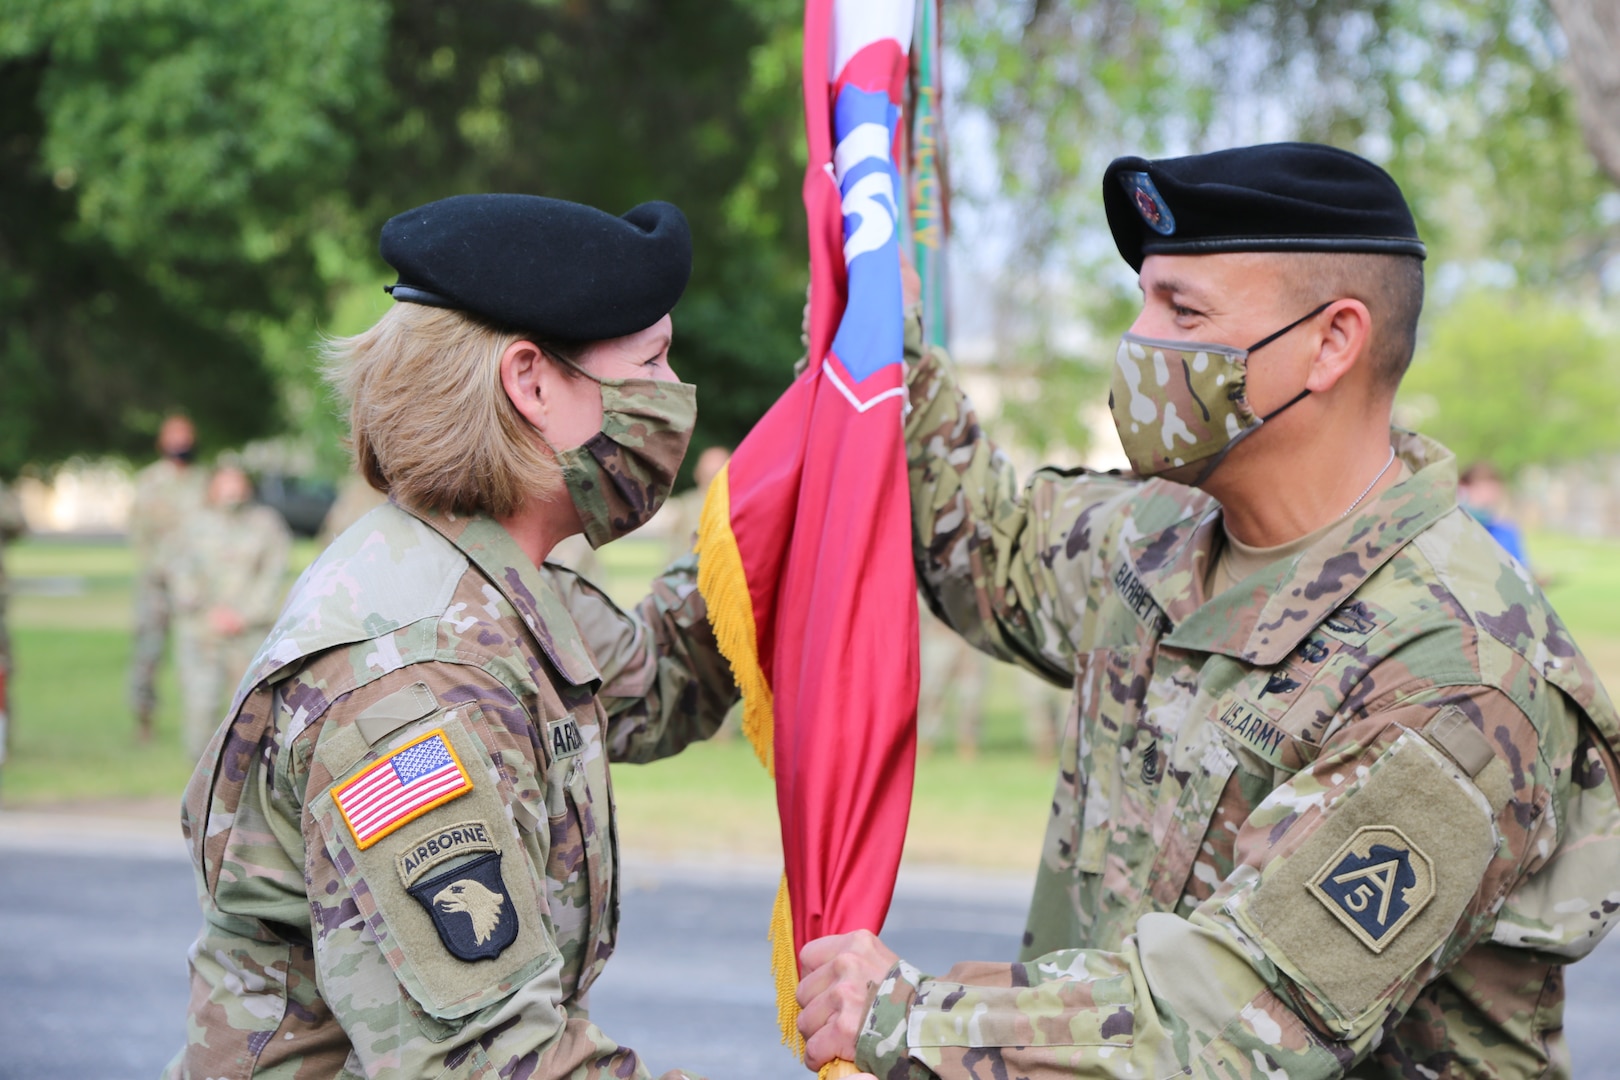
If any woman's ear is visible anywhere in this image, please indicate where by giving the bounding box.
[500,340,549,431]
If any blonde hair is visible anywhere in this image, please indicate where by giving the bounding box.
[322,303,564,517]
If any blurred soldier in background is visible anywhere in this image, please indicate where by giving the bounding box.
[171,462,291,758]
[546,529,605,580]
[1459,460,1529,567]
[662,444,731,564]
[917,604,987,760]
[0,479,26,766]
[316,470,388,547]
[1015,666,1066,762]
[127,413,205,741]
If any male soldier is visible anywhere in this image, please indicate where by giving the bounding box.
[167,194,737,1078]
[171,462,291,758]
[796,143,1620,1077]
[128,413,205,740]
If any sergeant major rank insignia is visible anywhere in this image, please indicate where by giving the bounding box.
[1306,826,1435,952]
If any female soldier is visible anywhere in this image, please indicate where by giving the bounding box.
[166,195,737,1079]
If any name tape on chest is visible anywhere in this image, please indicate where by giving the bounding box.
[1306,825,1435,953]
[1112,562,1173,636]
[1217,700,1288,758]
[547,717,585,762]
[332,728,473,850]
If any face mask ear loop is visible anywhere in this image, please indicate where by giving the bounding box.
[1243,299,1334,354]
[1191,302,1331,484]
[1191,387,1312,486]
[1191,430,1250,485]
[1260,387,1311,422]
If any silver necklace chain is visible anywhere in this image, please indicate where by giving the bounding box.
[1340,446,1397,521]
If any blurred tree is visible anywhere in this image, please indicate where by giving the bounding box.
[1398,291,1620,475]
[1549,0,1620,186]
[0,23,299,477]
[951,0,1620,456]
[0,0,807,482]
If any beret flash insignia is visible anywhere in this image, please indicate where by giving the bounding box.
[1120,171,1176,236]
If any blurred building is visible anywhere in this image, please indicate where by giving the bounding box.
[1517,456,1620,540]
[14,461,135,534]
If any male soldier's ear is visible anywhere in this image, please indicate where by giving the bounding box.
[1303,298,1372,396]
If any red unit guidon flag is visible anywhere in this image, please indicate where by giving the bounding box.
[333,729,473,849]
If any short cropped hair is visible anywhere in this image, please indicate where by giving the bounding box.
[1277,252,1424,389]
[323,303,579,518]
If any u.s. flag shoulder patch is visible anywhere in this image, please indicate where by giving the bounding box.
[333,728,473,849]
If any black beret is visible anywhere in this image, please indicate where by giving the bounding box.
[380,194,691,342]
[1103,142,1425,272]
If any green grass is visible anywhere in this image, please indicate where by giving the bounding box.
[1532,531,1620,641]
[2,627,195,803]
[4,529,1616,872]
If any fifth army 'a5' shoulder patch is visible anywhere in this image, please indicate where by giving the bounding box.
[1306,826,1435,953]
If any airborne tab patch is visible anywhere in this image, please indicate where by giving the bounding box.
[396,819,499,888]
[1307,826,1435,953]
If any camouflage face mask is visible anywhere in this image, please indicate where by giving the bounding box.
[1109,301,1332,483]
[554,370,697,548]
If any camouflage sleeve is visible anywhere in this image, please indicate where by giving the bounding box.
[167,531,205,613]
[239,508,292,626]
[903,320,1138,685]
[298,664,707,1080]
[543,556,738,764]
[854,683,1552,1078]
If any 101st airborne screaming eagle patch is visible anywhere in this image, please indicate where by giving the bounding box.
[406,850,520,962]
[1306,826,1436,953]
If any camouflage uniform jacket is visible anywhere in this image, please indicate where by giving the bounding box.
[857,341,1620,1079]
[131,458,205,571]
[171,502,293,632]
[166,501,738,1079]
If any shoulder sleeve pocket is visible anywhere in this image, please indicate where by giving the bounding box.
[1231,728,1499,1038]
[311,709,559,1021]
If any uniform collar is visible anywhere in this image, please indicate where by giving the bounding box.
[402,502,601,687]
[1132,430,1456,664]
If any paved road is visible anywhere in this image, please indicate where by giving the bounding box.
[1,819,1616,1078]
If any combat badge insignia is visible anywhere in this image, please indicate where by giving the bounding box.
[408,851,519,961]
[1306,826,1435,953]
[1119,171,1177,236]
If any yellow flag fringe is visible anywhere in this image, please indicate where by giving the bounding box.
[694,466,806,1059]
